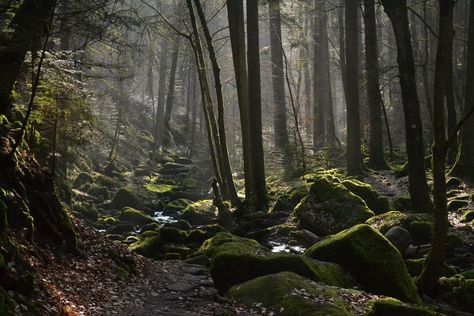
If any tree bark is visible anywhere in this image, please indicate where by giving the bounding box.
[364,0,388,170]
[247,0,268,210]
[418,0,453,295]
[345,0,363,175]
[268,0,293,176]
[381,0,433,212]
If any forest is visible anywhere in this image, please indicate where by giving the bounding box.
[0,0,474,315]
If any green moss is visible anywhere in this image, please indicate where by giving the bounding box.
[180,178,199,189]
[165,198,192,213]
[186,224,227,246]
[229,272,371,316]
[87,186,110,200]
[342,179,390,214]
[393,196,411,212]
[163,219,191,231]
[119,208,154,226]
[306,224,420,303]
[108,223,135,235]
[159,227,187,243]
[73,172,93,188]
[0,199,8,231]
[405,258,457,278]
[129,236,162,258]
[95,173,121,189]
[144,183,177,194]
[366,211,434,234]
[408,221,434,245]
[439,275,474,313]
[112,188,142,210]
[448,199,469,212]
[461,210,474,223]
[367,298,437,316]
[72,203,98,222]
[294,176,374,236]
[447,177,462,187]
[180,199,217,226]
[198,232,264,257]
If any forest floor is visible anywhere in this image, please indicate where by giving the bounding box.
[21,164,474,316]
[28,221,260,316]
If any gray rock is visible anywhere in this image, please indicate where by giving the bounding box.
[384,226,412,256]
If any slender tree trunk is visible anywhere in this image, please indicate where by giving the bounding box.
[190,69,198,156]
[418,0,453,295]
[247,0,268,210]
[313,0,325,148]
[163,40,181,134]
[155,40,169,146]
[227,0,252,200]
[269,0,293,176]
[445,28,457,164]
[193,0,240,206]
[451,0,474,180]
[345,0,363,175]
[381,0,433,213]
[364,0,389,170]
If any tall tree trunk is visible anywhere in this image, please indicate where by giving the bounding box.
[193,0,240,206]
[0,0,56,115]
[451,0,474,180]
[345,0,363,175]
[364,0,388,170]
[247,0,268,210]
[163,40,181,135]
[155,40,169,146]
[381,0,433,213]
[418,0,453,295]
[445,27,457,164]
[227,0,252,200]
[189,69,198,156]
[186,0,223,189]
[313,0,325,148]
[268,0,293,176]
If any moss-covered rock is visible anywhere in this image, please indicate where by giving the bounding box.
[0,287,13,316]
[405,258,457,278]
[448,199,469,212]
[461,210,474,223]
[294,176,374,236]
[165,198,192,213]
[439,275,474,313]
[408,221,434,244]
[108,223,135,235]
[119,208,154,226]
[366,211,434,234]
[180,199,217,226]
[367,298,437,316]
[72,203,98,222]
[229,272,373,316]
[159,227,187,243]
[159,162,191,174]
[163,219,191,231]
[144,183,177,194]
[129,236,162,258]
[393,196,411,212]
[185,224,227,246]
[95,173,121,189]
[73,172,93,188]
[87,186,110,201]
[342,179,390,214]
[112,188,142,210]
[306,224,420,303]
[447,177,462,187]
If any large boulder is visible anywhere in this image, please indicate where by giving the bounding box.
[306,224,420,303]
[159,162,191,175]
[342,179,390,214]
[112,188,142,210]
[384,226,412,255]
[367,298,438,316]
[205,233,351,293]
[119,207,155,226]
[180,200,217,226]
[229,272,374,316]
[294,176,374,236]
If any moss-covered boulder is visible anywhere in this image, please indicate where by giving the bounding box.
[367,298,437,316]
[0,287,13,316]
[306,224,420,303]
[439,274,474,313]
[366,211,434,235]
[462,210,474,223]
[180,199,217,226]
[165,198,192,213]
[229,272,374,316]
[71,203,98,222]
[408,221,434,245]
[294,176,374,236]
[112,188,142,210]
[393,196,411,212]
[159,162,191,174]
[158,227,187,243]
[448,199,469,212]
[87,186,110,201]
[405,258,456,278]
[144,183,177,194]
[119,208,154,226]
[129,236,162,259]
[108,223,135,235]
[185,224,227,246]
[205,233,351,293]
[73,172,93,188]
[342,179,390,214]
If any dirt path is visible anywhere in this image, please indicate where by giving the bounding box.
[363,170,409,201]
[30,222,253,316]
